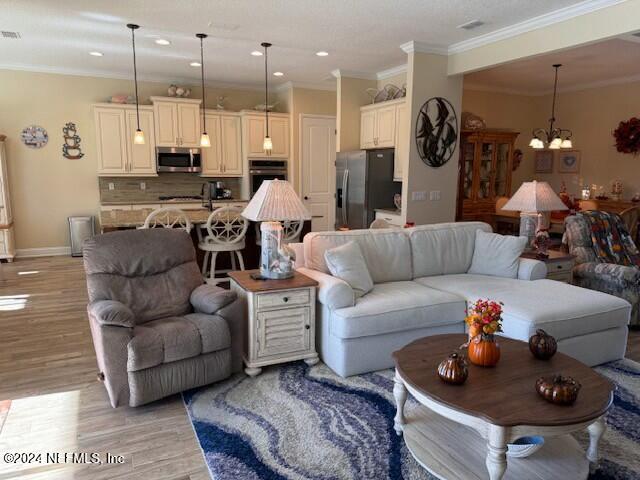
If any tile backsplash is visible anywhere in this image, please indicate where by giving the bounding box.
[99,173,242,203]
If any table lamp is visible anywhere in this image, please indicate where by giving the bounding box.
[502,181,567,250]
[242,179,311,279]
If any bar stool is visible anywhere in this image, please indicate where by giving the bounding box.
[197,206,249,285]
[141,207,192,233]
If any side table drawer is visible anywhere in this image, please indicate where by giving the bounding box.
[257,289,310,310]
[257,307,311,358]
[548,261,573,274]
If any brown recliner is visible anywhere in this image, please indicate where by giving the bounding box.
[83,228,243,407]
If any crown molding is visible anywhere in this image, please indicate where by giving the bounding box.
[376,64,407,80]
[400,41,448,55]
[449,0,627,54]
[331,69,376,80]
[274,80,336,92]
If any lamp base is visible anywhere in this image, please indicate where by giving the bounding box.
[259,221,294,280]
[259,267,294,280]
[519,212,539,250]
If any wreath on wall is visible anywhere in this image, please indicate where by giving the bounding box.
[613,117,640,155]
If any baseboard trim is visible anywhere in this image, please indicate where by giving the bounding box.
[15,246,71,258]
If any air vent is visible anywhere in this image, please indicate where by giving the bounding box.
[457,20,485,30]
[1,31,21,39]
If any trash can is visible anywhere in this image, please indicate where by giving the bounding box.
[68,216,95,257]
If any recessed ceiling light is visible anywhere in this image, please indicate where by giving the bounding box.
[190,61,201,67]
[251,50,263,56]
[89,51,103,57]
[316,51,329,57]
[273,71,284,77]
[457,19,485,30]
[155,38,171,45]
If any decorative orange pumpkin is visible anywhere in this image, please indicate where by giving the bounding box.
[468,335,501,367]
[437,352,469,385]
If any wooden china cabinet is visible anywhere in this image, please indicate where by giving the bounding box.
[456,129,519,222]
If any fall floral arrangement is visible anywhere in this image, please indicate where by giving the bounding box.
[465,299,504,339]
[613,117,640,155]
[465,299,504,367]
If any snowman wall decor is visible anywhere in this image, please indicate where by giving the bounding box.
[62,122,84,159]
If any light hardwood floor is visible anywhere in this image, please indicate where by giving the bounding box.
[0,256,638,480]
[0,256,209,480]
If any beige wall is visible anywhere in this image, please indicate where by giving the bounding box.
[336,76,376,152]
[461,80,640,199]
[402,52,463,225]
[0,69,271,251]
[288,88,336,192]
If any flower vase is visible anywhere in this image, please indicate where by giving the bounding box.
[468,334,501,367]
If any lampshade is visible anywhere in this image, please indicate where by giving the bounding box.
[200,132,211,148]
[133,129,145,145]
[242,179,311,221]
[560,138,573,148]
[502,181,568,213]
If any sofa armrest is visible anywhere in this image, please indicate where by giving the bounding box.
[517,258,547,281]
[88,300,136,328]
[190,284,237,314]
[297,267,355,310]
[289,242,305,268]
[573,262,640,289]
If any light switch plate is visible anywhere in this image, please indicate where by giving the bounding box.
[108,182,115,191]
[140,182,146,190]
[429,190,441,201]
[411,191,427,201]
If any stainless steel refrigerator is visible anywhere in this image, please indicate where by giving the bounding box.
[335,149,401,230]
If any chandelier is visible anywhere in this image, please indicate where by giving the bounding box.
[529,64,572,150]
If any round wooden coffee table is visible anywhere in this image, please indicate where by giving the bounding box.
[392,334,613,480]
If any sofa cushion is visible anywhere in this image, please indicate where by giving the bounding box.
[468,230,527,279]
[324,241,373,298]
[127,313,230,372]
[408,222,492,278]
[304,229,412,283]
[329,281,466,339]
[415,274,631,341]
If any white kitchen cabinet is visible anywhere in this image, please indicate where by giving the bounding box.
[394,101,409,182]
[360,98,405,149]
[241,112,289,158]
[94,104,157,177]
[201,113,243,177]
[151,97,202,147]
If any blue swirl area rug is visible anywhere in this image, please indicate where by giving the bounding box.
[183,359,640,480]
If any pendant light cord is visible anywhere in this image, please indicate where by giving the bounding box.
[264,43,269,138]
[129,25,141,131]
[549,64,561,139]
[199,34,207,133]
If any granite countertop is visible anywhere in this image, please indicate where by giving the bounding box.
[374,207,402,215]
[101,198,248,206]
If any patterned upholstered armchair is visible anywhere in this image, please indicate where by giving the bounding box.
[83,228,244,407]
[564,211,640,326]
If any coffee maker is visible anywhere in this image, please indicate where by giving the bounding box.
[201,181,232,210]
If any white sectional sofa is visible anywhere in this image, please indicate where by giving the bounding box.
[291,222,630,377]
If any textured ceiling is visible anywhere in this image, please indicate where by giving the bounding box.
[464,38,640,95]
[0,0,586,88]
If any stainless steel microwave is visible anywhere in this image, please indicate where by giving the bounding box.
[156,147,201,173]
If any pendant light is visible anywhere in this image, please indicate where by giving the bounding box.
[261,42,273,154]
[127,24,145,145]
[529,64,573,150]
[196,33,211,148]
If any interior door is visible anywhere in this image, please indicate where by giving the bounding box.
[300,115,336,232]
[125,109,156,175]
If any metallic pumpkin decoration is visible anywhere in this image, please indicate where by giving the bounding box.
[535,375,581,405]
[529,329,558,360]
[437,352,468,385]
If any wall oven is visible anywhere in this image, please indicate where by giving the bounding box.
[249,160,287,196]
[156,147,201,173]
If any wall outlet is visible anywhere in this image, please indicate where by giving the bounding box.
[108,182,115,191]
[411,191,427,201]
[429,190,441,201]
[140,182,146,190]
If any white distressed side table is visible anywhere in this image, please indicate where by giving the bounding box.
[229,269,319,377]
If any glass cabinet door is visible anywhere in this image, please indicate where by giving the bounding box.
[494,143,511,197]
[461,141,475,199]
[477,142,493,200]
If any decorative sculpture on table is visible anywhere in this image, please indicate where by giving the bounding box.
[415,97,458,168]
[62,122,84,159]
[242,179,310,279]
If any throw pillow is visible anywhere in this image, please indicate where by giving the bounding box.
[324,241,374,298]
[468,230,528,278]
